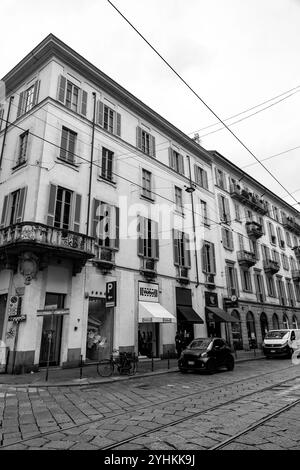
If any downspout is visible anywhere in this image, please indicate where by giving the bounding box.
[86,92,97,236]
[187,155,200,287]
[0,95,14,177]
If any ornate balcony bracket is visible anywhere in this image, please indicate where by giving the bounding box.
[19,252,39,285]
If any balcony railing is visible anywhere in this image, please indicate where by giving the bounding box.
[229,184,268,215]
[263,259,280,274]
[291,269,300,282]
[246,221,263,239]
[282,215,300,235]
[237,250,256,267]
[0,222,95,255]
[140,258,157,279]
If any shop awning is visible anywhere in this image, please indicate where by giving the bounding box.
[177,306,204,324]
[205,307,240,323]
[139,302,176,323]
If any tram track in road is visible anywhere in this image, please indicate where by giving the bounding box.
[1,363,299,450]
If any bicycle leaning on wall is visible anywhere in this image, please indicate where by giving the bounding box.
[97,349,138,377]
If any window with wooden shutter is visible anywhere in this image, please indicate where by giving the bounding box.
[0,105,5,131]
[116,113,121,137]
[59,127,77,164]
[184,233,191,267]
[136,126,142,150]
[73,194,81,232]
[138,215,145,256]
[80,90,88,116]
[0,195,9,228]
[97,100,104,126]
[15,187,27,223]
[47,184,57,226]
[57,75,67,103]
[173,229,179,266]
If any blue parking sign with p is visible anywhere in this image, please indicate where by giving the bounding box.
[106,281,116,307]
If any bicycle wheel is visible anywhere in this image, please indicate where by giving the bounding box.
[97,360,113,377]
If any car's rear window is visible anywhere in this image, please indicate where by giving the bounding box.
[188,339,212,349]
[265,330,289,339]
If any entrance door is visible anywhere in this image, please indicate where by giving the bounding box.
[86,298,114,361]
[0,294,7,341]
[138,323,159,357]
[39,293,65,367]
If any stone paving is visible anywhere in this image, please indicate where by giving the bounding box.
[0,359,299,450]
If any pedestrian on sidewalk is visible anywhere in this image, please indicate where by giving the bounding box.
[175,331,184,358]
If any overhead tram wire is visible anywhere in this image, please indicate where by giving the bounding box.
[107,0,300,208]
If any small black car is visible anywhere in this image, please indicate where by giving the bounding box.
[178,337,235,373]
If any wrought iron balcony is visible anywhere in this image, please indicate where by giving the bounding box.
[282,215,300,236]
[140,258,157,279]
[237,250,256,267]
[246,221,263,239]
[176,266,190,284]
[291,269,300,282]
[229,184,268,215]
[93,246,115,272]
[0,222,95,274]
[263,259,280,274]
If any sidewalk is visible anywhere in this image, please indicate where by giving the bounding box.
[0,350,265,388]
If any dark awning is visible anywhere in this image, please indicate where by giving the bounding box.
[177,306,204,324]
[205,307,240,323]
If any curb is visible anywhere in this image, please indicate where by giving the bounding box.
[0,355,266,388]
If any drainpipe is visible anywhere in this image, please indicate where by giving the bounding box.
[187,155,200,287]
[86,92,97,236]
[0,95,14,177]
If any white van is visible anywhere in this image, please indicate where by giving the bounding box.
[262,329,300,358]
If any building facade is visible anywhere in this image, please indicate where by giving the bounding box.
[0,35,299,373]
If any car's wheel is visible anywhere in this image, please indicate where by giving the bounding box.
[206,359,216,374]
[226,356,234,371]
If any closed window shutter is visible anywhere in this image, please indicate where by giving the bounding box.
[233,268,239,297]
[218,194,223,220]
[202,245,207,273]
[92,198,100,240]
[229,230,234,250]
[80,90,88,116]
[214,167,219,185]
[113,206,120,250]
[151,221,159,260]
[73,193,81,232]
[33,80,40,106]
[96,100,104,126]
[116,113,121,137]
[169,148,174,169]
[0,195,9,228]
[136,126,142,150]
[211,244,216,273]
[47,184,57,226]
[221,227,226,247]
[203,170,208,189]
[184,233,191,267]
[57,75,67,103]
[224,197,231,222]
[225,266,231,297]
[138,215,144,256]
[15,187,27,223]
[17,91,25,118]
[173,229,179,265]
[194,165,199,184]
[179,154,184,175]
[150,135,156,157]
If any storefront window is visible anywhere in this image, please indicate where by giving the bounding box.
[86,297,113,361]
[246,311,257,348]
[260,312,268,339]
[231,310,243,350]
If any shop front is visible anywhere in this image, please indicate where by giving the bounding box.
[176,287,204,347]
[205,292,238,345]
[86,297,114,361]
[138,281,175,357]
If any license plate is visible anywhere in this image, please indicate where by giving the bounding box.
[270,350,276,353]
[188,361,195,365]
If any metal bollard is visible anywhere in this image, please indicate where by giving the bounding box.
[80,354,83,379]
[167,350,170,370]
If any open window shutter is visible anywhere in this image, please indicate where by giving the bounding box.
[57,75,66,103]
[98,202,105,245]
[211,244,216,273]
[96,100,104,126]
[203,170,208,189]
[194,165,199,184]
[47,184,57,226]
[229,230,234,250]
[33,80,40,106]
[221,227,227,248]
[184,233,191,267]
[151,221,159,260]
[15,187,27,223]
[17,92,25,118]
[136,126,142,150]
[224,197,231,222]
[113,206,120,249]
[150,135,156,157]
[214,167,219,185]
[225,266,231,297]
[201,245,207,273]
[138,215,144,256]
[217,194,223,220]
[92,198,100,240]
[233,268,239,297]
[73,193,81,232]
[261,275,266,300]
[116,113,121,137]
[80,90,88,116]
[173,229,179,265]
[267,223,272,243]
[168,148,174,169]
[179,154,184,175]
[0,195,9,228]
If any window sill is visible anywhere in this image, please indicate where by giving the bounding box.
[174,209,185,218]
[203,223,211,229]
[140,194,155,203]
[97,176,117,187]
[56,158,80,171]
[12,161,27,173]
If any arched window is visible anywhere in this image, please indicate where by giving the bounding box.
[231,310,243,350]
[272,313,279,330]
[283,314,289,329]
[246,311,257,347]
[260,313,269,339]
[292,315,298,329]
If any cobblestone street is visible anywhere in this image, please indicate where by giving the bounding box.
[0,359,299,450]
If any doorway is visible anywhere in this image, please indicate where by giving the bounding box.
[39,293,65,367]
[86,298,114,361]
[0,294,7,341]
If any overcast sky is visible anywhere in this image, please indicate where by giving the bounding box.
[1,0,300,209]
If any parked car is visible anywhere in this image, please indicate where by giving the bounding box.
[262,329,300,358]
[178,337,235,373]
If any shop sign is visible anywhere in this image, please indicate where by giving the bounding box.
[205,292,218,307]
[223,296,239,309]
[36,309,70,316]
[8,315,26,323]
[8,296,20,317]
[106,281,117,307]
[138,282,159,302]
